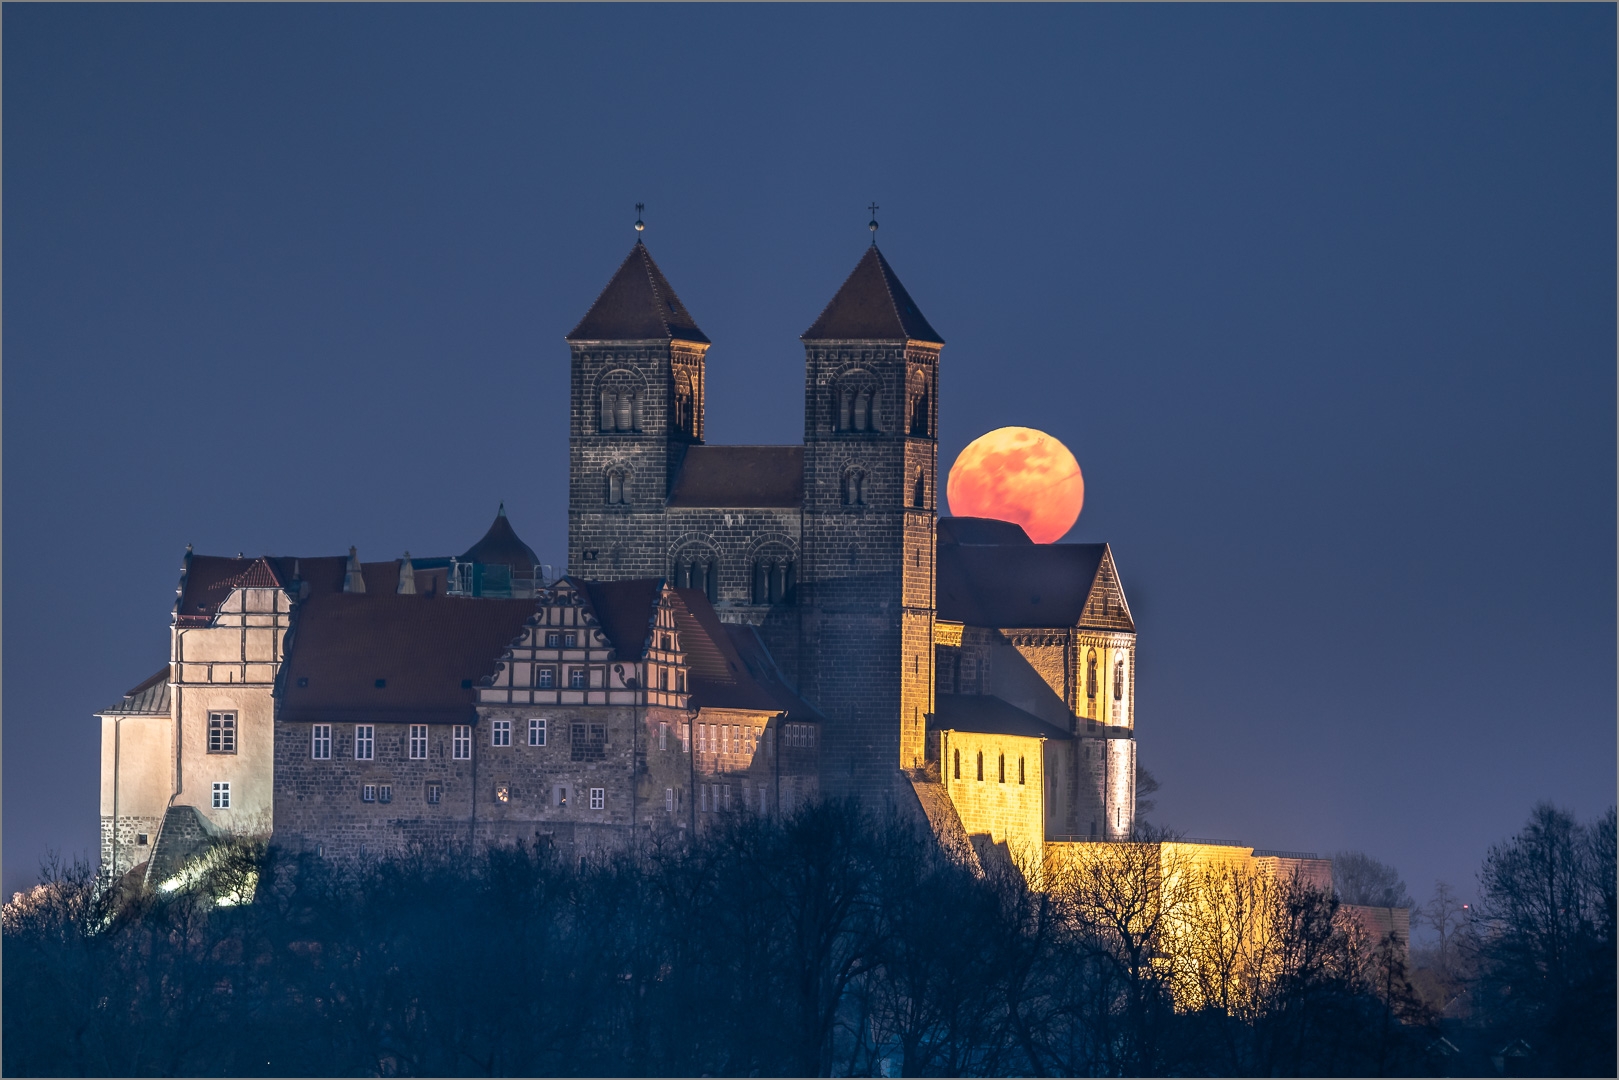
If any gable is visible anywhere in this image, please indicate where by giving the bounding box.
[1077,547,1134,632]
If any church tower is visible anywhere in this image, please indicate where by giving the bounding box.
[799,243,943,793]
[566,240,709,579]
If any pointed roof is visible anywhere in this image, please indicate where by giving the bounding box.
[802,246,943,344]
[459,505,540,570]
[566,241,709,344]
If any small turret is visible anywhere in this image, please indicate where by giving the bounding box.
[449,506,546,598]
[343,547,366,594]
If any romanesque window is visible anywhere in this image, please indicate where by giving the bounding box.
[841,468,867,506]
[752,557,796,604]
[212,782,230,809]
[1087,652,1098,700]
[452,725,471,760]
[492,719,511,747]
[912,469,927,509]
[834,377,880,432]
[976,751,984,782]
[673,372,696,436]
[409,724,428,759]
[599,389,641,433]
[355,725,375,761]
[607,470,628,505]
[909,386,930,436]
[1114,658,1125,701]
[208,712,237,754]
[672,556,719,602]
[998,754,1006,784]
[529,718,547,746]
[311,724,332,760]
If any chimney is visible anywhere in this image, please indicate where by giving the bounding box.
[398,552,417,595]
[343,547,367,594]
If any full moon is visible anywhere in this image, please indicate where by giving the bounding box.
[946,427,1084,544]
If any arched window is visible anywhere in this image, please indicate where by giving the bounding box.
[853,390,870,431]
[616,392,636,432]
[976,751,984,782]
[704,560,718,603]
[838,389,852,432]
[600,390,617,432]
[607,470,626,505]
[909,387,930,436]
[953,748,960,779]
[998,754,1005,783]
[912,469,926,509]
[1114,657,1125,701]
[1018,756,1025,785]
[842,469,866,507]
[751,556,796,604]
[1087,652,1098,700]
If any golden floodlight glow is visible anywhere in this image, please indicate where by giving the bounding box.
[946,426,1084,544]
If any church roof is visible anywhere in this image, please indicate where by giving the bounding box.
[938,541,1134,632]
[99,667,171,717]
[937,516,1033,546]
[566,241,710,344]
[278,592,537,726]
[458,505,540,570]
[929,693,1072,741]
[667,446,805,508]
[801,246,943,344]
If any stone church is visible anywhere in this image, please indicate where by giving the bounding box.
[96,234,1141,888]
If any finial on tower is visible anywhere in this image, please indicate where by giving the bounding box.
[634,203,645,236]
[867,202,879,245]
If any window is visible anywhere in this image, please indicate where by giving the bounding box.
[976,751,984,782]
[659,722,669,751]
[362,784,376,803]
[355,725,375,760]
[495,783,511,803]
[535,667,555,689]
[426,782,442,805]
[1019,756,1026,785]
[681,722,691,753]
[1114,658,1125,701]
[665,787,675,812]
[697,723,707,753]
[492,719,512,746]
[571,722,606,762]
[590,788,605,810]
[409,725,428,759]
[546,632,561,648]
[723,784,732,810]
[379,784,392,804]
[564,632,577,648]
[1118,807,1124,828]
[700,784,710,813]
[676,670,686,693]
[999,754,1006,784]
[658,666,668,690]
[553,784,571,809]
[529,718,547,746]
[752,558,797,604]
[452,725,471,760]
[312,724,332,760]
[1087,652,1098,700]
[912,469,926,509]
[208,712,237,754]
[212,782,230,809]
[841,469,866,507]
[569,668,587,690]
[607,470,627,505]
[953,748,960,779]
[136,833,149,846]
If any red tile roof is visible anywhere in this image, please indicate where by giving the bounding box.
[566,241,709,344]
[802,246,943,344]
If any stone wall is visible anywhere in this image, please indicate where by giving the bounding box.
[938,729,1047,870]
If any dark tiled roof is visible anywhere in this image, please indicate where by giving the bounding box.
[667,446,805,508]
[938,516,1033,546]
[459,505,540,570]
[278,593,537,725]
[566,241,709,344]
[937,542,1109,628]
[929,693,1072,741]
[669,589,782,712]
[176,556,288,624]
[100,667,171,716]
[721,622,823,723]
[802,246,943,344]
[580,578,663,658]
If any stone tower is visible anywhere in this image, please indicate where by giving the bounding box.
[798,246,943,793]
[566,241,710,579]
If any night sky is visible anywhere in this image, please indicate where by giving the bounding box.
[5,5,1613,902]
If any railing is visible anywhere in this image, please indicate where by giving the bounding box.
[1251,849,1321,861]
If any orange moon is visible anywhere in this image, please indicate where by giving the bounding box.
[946,427,1084,544]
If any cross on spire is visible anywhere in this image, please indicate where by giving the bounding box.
[635,203,645,235]
[867,202,879,245]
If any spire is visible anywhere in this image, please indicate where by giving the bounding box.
[566,242,709,344]
[801,246,943,344]
[343,547,366,594]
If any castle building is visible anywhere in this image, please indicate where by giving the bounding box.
[95,234,1139,886]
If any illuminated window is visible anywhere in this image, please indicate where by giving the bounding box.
[953,749,960,779]
[1019,756,1025,785]
[552,784,571,809]
[409,725,428,759]
[426,782,442,805]
[492,719,511,747]
[311,724,331,760]
[208,712,237,754]
[1087,653,1098,700]
[212,782,230,809]
[570,668,587,689]
[452,725,471,760]
[354,725,374,760]
[590,788,605,811]
[529,718,546,746]
[495,783,510,803]
[976,751,984,782]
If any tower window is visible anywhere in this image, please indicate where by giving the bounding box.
[953,748,960,779]
[976,751,984,782]
[1114,658,1125,701]
[1019,756,1025,785]
[841,468,866,507]
[607,470,627,505]
[207,712,237,754]
[998,754,1005,784]
[909,386,930,436]
[1087,652,1098,700]
[912,469,926,509]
